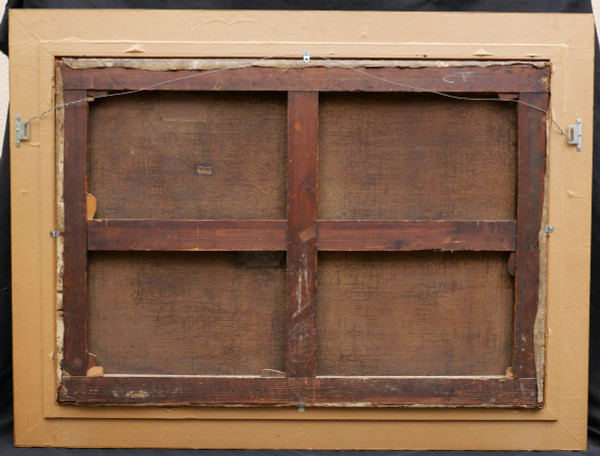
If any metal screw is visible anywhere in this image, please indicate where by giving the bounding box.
[303,52,310,63]
[50,230,61,238]
[298,402,306,412]
[544,226,555,234]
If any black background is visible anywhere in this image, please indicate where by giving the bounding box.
[0,0,597,454]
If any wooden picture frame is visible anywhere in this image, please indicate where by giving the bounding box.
[56,62,547,407]
[9,10,593,449]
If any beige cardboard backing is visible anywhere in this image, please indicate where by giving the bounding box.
[8,10,594,449]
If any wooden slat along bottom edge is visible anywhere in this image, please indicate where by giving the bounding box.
[59,377,538,407]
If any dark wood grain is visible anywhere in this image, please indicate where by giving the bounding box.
[59,61,549,408]
[62,91,89,376]
[59,376,538,407]
[60,64,549,93]
[317,220,516,251]
[87,220,513,252]
[319,93,518,220]
[513,93,548,378]
[87,220,287,251]
[286,92,319,377]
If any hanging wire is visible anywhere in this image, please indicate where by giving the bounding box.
[24,54,295,125]
[21,52,568,141]
[313,55,568,140]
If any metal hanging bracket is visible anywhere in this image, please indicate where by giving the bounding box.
[15,114,30,147]
[567,118,582,151]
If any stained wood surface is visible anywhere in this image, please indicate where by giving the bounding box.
[62,91,89,376]
[87,219,515,252]
[59,376,538,407]
[88,92,287,220]
[60,64,550,93]
[59,62,548,407]
[285,92,318,377]
[87,220,287,251]
[317,252,514,376]
[319,93,517,220]
[317,220,516,251]
[88,252,286,375]
[513,93,548,378]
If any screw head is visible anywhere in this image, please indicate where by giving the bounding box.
[544,226,555,234]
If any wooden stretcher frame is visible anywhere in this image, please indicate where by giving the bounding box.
[56,62,546,407]
[9,9,593,449]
